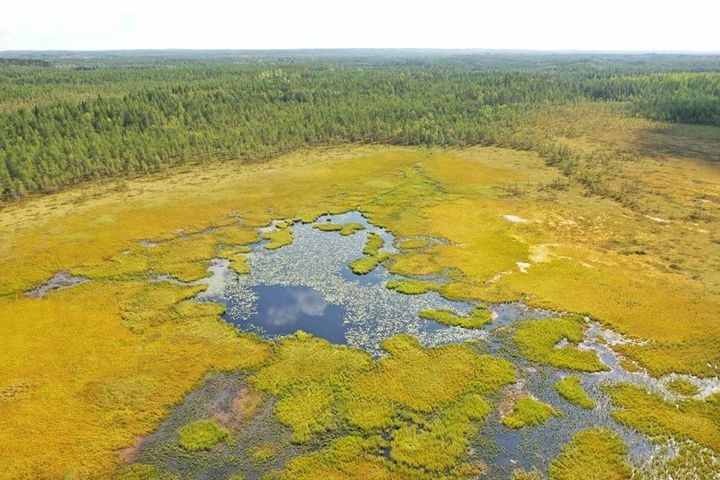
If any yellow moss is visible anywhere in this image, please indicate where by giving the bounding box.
[514,316,608,372]
[339,395,396,431]
[502,396,562,429]
[548,428,631,480]
[315,222,365,236]
[397,238,430,250]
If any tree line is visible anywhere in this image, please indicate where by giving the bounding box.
[0,54,719,201]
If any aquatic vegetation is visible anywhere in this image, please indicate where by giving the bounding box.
[264,226,294,250]
[275,383,336,442]
[665,378,700,397]
[385,279,440,295]
[554,376,595,409]
[616,340,720,378]
[633,440,720,480]
[315,222,365,236]
[548,428,631,480]
[511,468,545,480]
[419,305,493,329]
[501,396,562,429]
[362,232,385,256]
[348,252,390,275]
[178,419,232,451]
[514,316,608,372]
[249,443,280,462]
[605,383,720,452]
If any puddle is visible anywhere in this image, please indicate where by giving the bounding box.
[25,271,86,298]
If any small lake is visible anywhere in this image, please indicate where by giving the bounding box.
[231,285,347,344]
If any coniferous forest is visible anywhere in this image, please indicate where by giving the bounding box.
[1,51,719,201]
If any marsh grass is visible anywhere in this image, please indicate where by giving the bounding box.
[605,383,720,452]
[419,305,493,329]
[315,222,365,236]
[501,396,561,429]
[263,225,294,250]
[548,428,631,480]
[514,316,608,372]
[385,279,441,295]
[554,376,595,409]
[178,419,232,451]
[665,378,700,397]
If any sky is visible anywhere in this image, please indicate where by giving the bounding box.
[1,0,719,52]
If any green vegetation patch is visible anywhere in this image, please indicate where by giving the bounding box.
[398,238,430,250]
[502,396,561,429]
[419,305,493,329]
[548,428,631,480]
[348,252,390,275]
[605,383,720,451]
[390,393,491,471]
[264,224,294,250]
[363,232,385,256]
[178,419,231,451]
[514,316,608,372]
[276,383,336,442]
[386,279,440,295]
[314,222,365,235]
[554,376,595,409]
[665,378,700,397]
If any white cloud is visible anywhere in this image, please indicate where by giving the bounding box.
[1,0,719,51]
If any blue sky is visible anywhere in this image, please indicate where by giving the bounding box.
[2,0,719,52]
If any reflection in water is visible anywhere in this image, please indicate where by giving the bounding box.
[239,285,347,343]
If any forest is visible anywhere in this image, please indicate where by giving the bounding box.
[0,52,719,201]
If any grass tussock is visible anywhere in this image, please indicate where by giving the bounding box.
[514,316,608,372]
[605,383,720,452]
[548,428,631,480]
[385,279,440,295]
[502,396,562,429]
[178,419,231,451]
[554,376,595,409]
[419,305,493,329]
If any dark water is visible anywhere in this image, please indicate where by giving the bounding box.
[224,285,347,344]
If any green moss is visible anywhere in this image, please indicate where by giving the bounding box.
[363,232,385,256]
[605,383,720,451]
[264,227,293,250]
[514,316,608,372]
[228,254,251,275]
[554,376,595,409]
[502,396,561,429]
[314,222,343,232]
[249,443,280,462]
[386,279,440,295]
[348,252,389,275]
[548,428,631,480]
[178,419,231,451]
[419,305,493,329]
[511,468,545,480]
[275,383,336,442]
[340,394,396,430]
[665,378,700,397]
